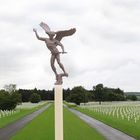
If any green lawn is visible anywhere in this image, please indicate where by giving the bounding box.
[64,107,105,140]
[0,102,48,128]
[76,107,140,140]
[11,105,105,140]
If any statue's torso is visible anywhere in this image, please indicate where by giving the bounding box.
[45,38,59,54]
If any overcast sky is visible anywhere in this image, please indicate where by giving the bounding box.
[0,0,140,91]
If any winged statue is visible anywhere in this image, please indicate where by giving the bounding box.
[33,22,76,85]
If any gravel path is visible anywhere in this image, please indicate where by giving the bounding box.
[68,108,136,140]
[0,103,51,140]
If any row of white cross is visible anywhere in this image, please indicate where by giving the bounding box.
[0,110,20,118]
[80,101,140,123]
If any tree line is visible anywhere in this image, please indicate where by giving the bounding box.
[19,84,138,105]
[0,84,138,110]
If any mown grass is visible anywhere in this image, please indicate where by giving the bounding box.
[64,107,105,140]
[11,105,105,140]
[11,104,54,140]
[76,107,140,140]
[0,102,48,128]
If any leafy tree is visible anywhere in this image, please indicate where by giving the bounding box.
[19,89,32,102]
[66,86,90,105]
[63,88,71,100]
[93,84,125,103]
[126,95,137,101]
[30,93,41,103]
[0,84,21,110]
[0,90,17,110]
[4,84,16,94]
[11,90,22,104]
[19,89,54,102]
[93,84,104,104]
[107,90,116,101]
[114,88,124,95]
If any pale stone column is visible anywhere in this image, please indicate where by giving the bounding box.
[55,85,63,140]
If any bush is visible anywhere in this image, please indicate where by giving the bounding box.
[30,93,41,103]
[0,91,17,110]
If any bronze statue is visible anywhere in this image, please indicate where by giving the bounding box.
[33,22,76,85]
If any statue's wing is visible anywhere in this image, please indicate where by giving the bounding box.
[55,28,76,41]
[39,22,51,32]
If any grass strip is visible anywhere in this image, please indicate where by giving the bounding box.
[64,107,105,140]
[0,102,48,128]
[11,105,54,140]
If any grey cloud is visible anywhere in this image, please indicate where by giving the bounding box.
[26,1,89,17]
[98,29,140,43]
[0,0,140,91]
[87,21,140,44]
[1,14,26,24]
[112,0,140,9]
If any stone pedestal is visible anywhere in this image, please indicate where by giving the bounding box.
[55,85,63,140]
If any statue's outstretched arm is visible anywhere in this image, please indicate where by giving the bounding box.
[33,28,46,41]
